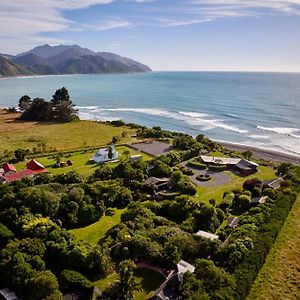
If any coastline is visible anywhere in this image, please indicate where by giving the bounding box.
[218,140,300,164]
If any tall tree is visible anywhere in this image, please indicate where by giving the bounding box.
[51,87,77,122]
[18,95,32,111]
[108,260,142,300]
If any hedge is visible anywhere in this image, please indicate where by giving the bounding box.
[187,161,207,170]
[61,269,92,289]
[158,191,181,199]
[233,190,297,299]
[196,174,211,182]
[209,164,227,172]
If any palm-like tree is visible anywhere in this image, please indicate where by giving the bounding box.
[108,260,142,300]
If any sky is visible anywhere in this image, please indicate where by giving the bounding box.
[0,0,300,72]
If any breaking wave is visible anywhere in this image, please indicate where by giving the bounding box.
[257,126,300,138]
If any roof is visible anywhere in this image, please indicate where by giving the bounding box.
[196,230,219,240]
[177,260,195,274]
[144,177,169,186]
[4,168,46,182]
[0,288,18,300]
[130,155,142,158]
[251,196,267,204]
[263,178,283,189]
[95,145,117,156]
[27,159,45,171]
[200,156,241,165]
[237,159,259,168]
[2,163,16,173]
[227,217,239,228]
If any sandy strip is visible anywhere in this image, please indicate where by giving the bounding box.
[219,141,300,164]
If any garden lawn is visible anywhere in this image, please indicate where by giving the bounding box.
[0,110,135,153]
[194,166,276,204]
[93,268,164,300]
[70,208,125,245]
[15,146,152,176]
[247,193,300,300]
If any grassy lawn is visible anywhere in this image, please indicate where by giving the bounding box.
[247,193,300,300]
[15,146,152,176]
[93,268,164,300]
[70,208,125,245]
[0,110,135,153]
[194,166,276,204]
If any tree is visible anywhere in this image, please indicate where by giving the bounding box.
[234,195,251,211]
[242,150,253,160]
[14,148,28,162]
[108,260,142,300]
[21,97,52,121]
[51,87,78,122]
[19,95,32,111]
[108,146,113,160]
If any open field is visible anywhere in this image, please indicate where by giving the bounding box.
[93,268,164,300]
[194,166,276,204]
[15,146,152,176]
[247,193,300,300]
[0,110,135,153]
[70,208,125,245]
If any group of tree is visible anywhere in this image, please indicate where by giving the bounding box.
[19,87,78,122]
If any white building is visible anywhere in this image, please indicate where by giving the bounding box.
[92,145,118,163]
[196,230,219,241]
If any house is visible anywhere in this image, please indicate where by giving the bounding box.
[227,217,239,228]
[2,160,46,183]
[199,156,258,175]
[144,177,170,190]
[27,159,46,172]
[92,145,118,163]
[130,154,142,162]
[0,288,18,300]
[235,159,259,176]
[2,163,17,176]
[152,260,195,300]
[195,230,219,241]
[251,196,267,205]
[263,178,283,190]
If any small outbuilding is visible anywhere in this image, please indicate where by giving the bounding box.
[2,163,17,176]
[0,288,18,300]
[227,217,239,228]
[92,145,118,163]
[130,155,142,162]
[195,230,219,241]
[251,196,267,205]
[263,178,283,190]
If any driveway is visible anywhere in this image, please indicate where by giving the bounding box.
[181,161,232,187]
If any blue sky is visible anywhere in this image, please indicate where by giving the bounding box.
[1,0,300,71]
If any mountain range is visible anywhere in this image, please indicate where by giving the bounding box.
[0,44,151,77]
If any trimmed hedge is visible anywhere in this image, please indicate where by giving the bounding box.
[196,174,212,182]
[187,161,207,170]
[209,164,227,172]
[233,191,297,299]
[158,191,181,199]
[61,270,92,289]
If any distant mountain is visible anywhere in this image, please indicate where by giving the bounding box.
[0,56,33,77]
[13,53,57,75]
[0,44,151,77]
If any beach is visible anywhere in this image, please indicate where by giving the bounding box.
[219,141,300,164]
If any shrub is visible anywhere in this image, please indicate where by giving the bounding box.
[196,174,211,182]
[243,178,262,191]
[61,270,92,289]
[208,164,226,172]
[187,161,207,170]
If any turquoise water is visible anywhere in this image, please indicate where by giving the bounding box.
[1,72,300,155]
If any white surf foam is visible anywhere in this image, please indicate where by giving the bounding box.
[257,126,300,138]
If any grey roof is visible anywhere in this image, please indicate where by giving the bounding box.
[227,217,239,228]
[200,156,258,168]
[0,288,18,300]
[177,260,195,274]
[195,230,219,240]
[251,196,267,204]
[263,178,283,189]
[144,177,169,186]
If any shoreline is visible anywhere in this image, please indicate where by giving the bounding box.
[218,140,300,164]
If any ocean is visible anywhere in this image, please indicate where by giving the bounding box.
[1,72,300,155]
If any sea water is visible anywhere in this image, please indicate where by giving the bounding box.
[0,72,300,155]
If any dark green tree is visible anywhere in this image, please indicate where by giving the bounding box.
[18,95,32,111]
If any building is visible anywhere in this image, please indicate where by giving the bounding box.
[227,217,239,228]
[1,160,46,183]
[200,155,258,175]
[92,145,118,163]
[2,163,17,176]
[130,154,143,162]
[195,230,219,241]
[0,288,18,300]
[144,177,170,191]
[251,196,267,205]
[263,178,283,190]
[152,260,195,300]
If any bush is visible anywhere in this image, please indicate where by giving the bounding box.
[187,161,207,170]
[243,178,262,191]
[208,164,226,172]
[158,192,181,199]
[61,270,92,289]
[196,174,211,182]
